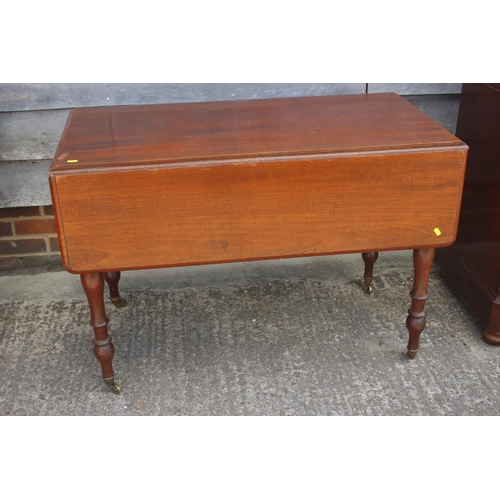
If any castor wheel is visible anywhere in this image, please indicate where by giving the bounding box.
[364,282,373,294]
[109,383,122,395]
[111,296,127,308]
[407,349,418,359]
[105,378,123,394]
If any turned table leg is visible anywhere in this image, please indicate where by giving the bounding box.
[406,248,435,359]
[81,273,122,394]
[104,271,127,308]
[362,252,379,294]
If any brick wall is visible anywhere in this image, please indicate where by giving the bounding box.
[0,206,62,271]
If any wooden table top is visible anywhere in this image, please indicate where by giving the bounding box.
[50,93,464,173]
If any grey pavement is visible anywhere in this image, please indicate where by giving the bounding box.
[1,251,499,416]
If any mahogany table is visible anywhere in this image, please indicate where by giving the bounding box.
[48,93,468,394]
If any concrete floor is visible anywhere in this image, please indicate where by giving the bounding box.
[1,251,499,415]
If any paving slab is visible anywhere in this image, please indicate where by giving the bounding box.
[1,251,499,416]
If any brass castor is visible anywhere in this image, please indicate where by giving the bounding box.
[110,296,127,308]
[364,281,373,294]
[105,378,122,394]
[407,349,418,359]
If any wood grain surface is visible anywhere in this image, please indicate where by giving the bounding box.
[50,93,462,172]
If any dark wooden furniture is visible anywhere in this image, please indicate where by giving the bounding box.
[435,83,500,345]
[48,94,468,393]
